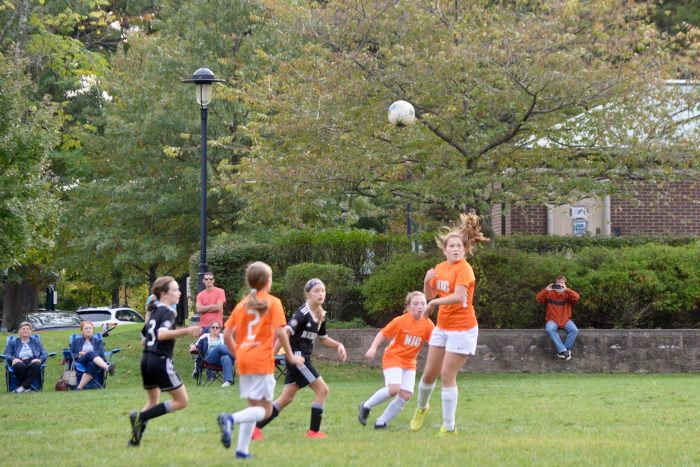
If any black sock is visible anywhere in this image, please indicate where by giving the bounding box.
[139,402,168,423]
[256,404,280,429]
[310,403,324,432]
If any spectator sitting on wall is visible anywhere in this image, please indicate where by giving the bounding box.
[536,275,580,361]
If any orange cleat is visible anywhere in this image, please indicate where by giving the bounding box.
[306,430,327,439]
[251,426,264,441]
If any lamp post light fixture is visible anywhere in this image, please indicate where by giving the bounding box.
[182,67,225,316]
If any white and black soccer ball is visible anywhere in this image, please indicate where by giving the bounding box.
[387,100,416,127]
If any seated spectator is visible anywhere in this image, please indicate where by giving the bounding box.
[3,322,48,393]
[71,321,115,390]
[536,275,581,360]
[189,320,234,387]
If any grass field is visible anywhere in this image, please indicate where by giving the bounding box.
[2,326,700,466]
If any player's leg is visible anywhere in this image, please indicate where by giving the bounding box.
[376,370,415,428]
[307,376,330,437]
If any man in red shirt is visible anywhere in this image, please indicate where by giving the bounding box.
[196,272,226,333]
[536,275,580,361]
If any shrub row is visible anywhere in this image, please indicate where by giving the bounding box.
[192,230,700,329]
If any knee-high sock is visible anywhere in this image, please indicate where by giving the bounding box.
[364,387,391,409]
[234,406,266,454]
[376,396,408,425]
[441,386,458,431]
[416,380,435,410]
[256,401,281,429]
[139,401,172,423]
[310,402,324,432]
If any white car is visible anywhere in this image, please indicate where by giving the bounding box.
[76,306,145,332]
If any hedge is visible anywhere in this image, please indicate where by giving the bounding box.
[192,231,700,329]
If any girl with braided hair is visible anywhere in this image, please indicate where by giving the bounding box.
[409,213,489,434]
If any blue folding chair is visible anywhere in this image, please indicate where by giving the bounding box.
[62,333,120,390]
[1,335,56,392]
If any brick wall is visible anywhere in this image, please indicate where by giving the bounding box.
[314,329,700,373]
[611,181,700,235]
[509,205,548,235]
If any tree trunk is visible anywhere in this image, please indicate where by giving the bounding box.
[1,280,38,331]
[111,288,120,307]
[14,0,29,60]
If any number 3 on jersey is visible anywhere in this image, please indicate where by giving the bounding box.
[145,319,157,346]
[246,308,261,340]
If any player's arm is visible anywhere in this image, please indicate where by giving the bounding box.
[319,335,347,361]
[365,332,388,361]
[223,325,237,357]
[426,284,468,315]
[276,326,304,366]
[158,325,201,340]
[423,268,437,299]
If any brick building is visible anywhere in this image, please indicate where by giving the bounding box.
[496,180,700,236]
[494,80,699,237]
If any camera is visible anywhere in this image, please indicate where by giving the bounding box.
[551,283,564,291]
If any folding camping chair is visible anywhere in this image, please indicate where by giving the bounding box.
[1,335,56,392]
[62,333,120,390]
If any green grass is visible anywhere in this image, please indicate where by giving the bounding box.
[2,326,700,466]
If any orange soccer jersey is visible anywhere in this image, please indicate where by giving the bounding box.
[224,291,286,375]
[430,258,477,331]
[381,313,435,370]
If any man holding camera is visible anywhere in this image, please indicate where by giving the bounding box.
[536,275,580,361]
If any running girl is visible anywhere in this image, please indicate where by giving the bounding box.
[128,276,202,446]
[410,213,489,434]
[357,291,434,429]
[254,278,347,439]
[217,262,304,459]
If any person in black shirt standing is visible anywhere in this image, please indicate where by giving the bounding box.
[254,278,347,439]
[128,276,202,446]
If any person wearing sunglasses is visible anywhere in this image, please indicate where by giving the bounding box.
[196,273,226,333]
[189,320,235,387]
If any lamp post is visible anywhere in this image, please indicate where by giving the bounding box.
[182,68,225,320]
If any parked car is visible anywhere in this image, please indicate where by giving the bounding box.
[76,306,145,331]
[15,311,83,332]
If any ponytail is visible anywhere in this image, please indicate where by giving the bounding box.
[247,288,269,315]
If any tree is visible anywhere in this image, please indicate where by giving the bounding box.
[232,0,700,231]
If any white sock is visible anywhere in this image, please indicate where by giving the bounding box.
[233,406,266,424]
[441,386,458,431]
[364,387,392,409]
[417,380,435,410]
[237,422,255,454]
[376,396,408,425]
[233,407,265,454]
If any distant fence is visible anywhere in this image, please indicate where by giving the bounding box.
[314,329,700,373]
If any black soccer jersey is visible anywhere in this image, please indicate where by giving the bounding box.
[287,303,327,358]
[142,305,177,358]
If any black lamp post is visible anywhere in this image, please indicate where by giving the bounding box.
[182,68,225,316]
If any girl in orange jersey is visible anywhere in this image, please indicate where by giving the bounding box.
[216,262,304,459]
[357,291,434,429]
[409,214,489,434]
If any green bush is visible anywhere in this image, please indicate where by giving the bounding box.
[495,234,697,253]
[189,242,277,310]
[360,252,439,325]
[277,263,357,321]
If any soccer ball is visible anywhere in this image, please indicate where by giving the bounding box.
[388,100,416,127]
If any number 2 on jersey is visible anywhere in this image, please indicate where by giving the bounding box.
[246,308,260,340]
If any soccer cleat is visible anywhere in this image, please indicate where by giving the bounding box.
[374,422,387,430]
[217,413,233,449]
[128,411,144,446]
[251,426,264,441]
[565,350,572,361]
[235,451,253,459]
[357,403,370,426]
[306,429,328,439]
[409,406,429,431]
[436,426,458,436]
[557,351,567,359]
